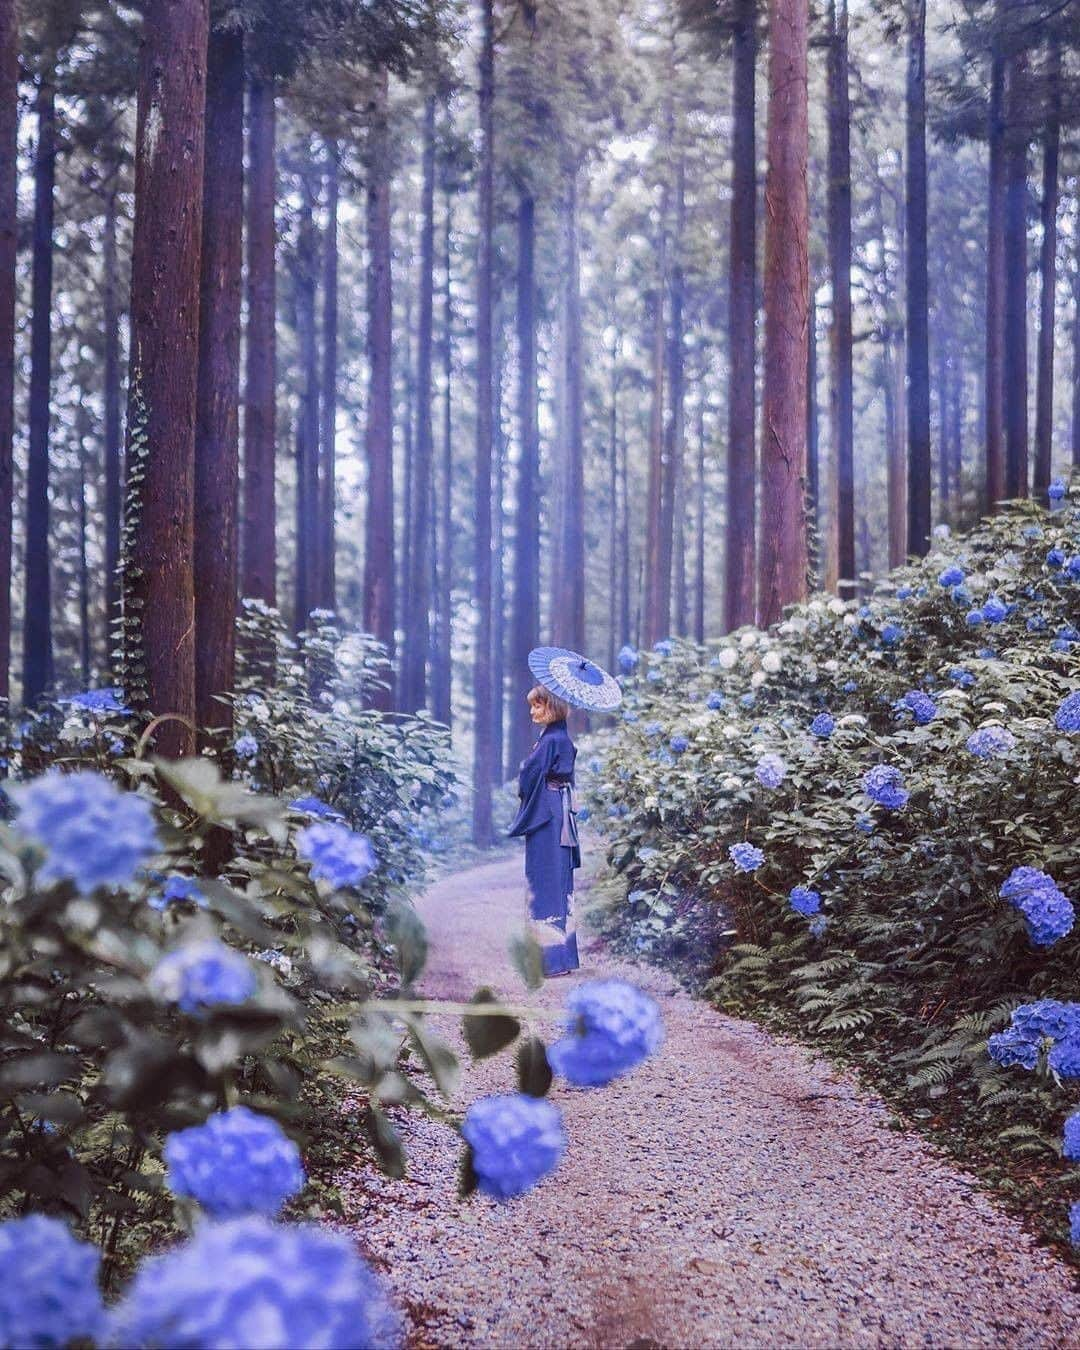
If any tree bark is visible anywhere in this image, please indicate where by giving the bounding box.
[553,169,586,653]
[905,0,931,557]
[293,165,319,636]
[24,67,57,706]
[725,0,757,632]
[401,99,435,714]
[643,180,667,646]
[471,0,495,845]
[242,76,277,606]
[510,190,539,768]
[985,40,1006,509]
[492,321,507,781]
[807,285,819,581]
[1072,199,1080,469]
[433,196,453,727]
[318,142,339,610]
[1033,36,1060,498]
[0,0,16,707]
[102,174,122,665]
[194,22,243,737]
[76,406,91,686]
[607,330,619,670]
[1003,42,1028,499]
[694,384,706,643]
[758,0,809,627]
[364,66,396,707]
[660,155,685,639]
[827,0,854,594]
[883,331,906,568]
[125,0,209,755]
[937,335,950,511]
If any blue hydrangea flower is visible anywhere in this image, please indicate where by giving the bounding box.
[647,670,662,683]
[938,565,965,588]
[1000,867,1057,905]
[808,914,828,938]
[296,823,377,888]
[644,721,663,737]
[577,805,590,823]
[0,1215,104,1349]
[1066,555,1080,581]
[1054,690,1080,732]
[109,1216,401,1350]
[810,712,834,738]
[1049,1037,1080,1078]
[1063,1110,1080,1160]
[706,690,725,710]
[1023,525,1044,541]
[288,796,343,820]
[1049,477,1067,501]
[965,609,984,626]
[1027,615,1049,632]
[988,1029,1038,1071]
[880,623,903,644]
[617,645,639,674]
[234,733,259,760]
[461,1093,567,1198]
[966,725,1015,758]
[981,595,1008,624]
[652,638,673,656]
[897,690,936,725]
[669,735,689,755]
[740,692,755,708]
[12,769,159,895]
[949,583,973,606]
[148,874,207,911]
[855,812,875,835]
[895,586,913,600]
[729,841,764,873]
[150,939,256,1016]
[863,764,909,811]
[547,980,664,1087]
[1071,1201,1080,1248]
[788,886,821,917]
[64,687,128,716]
[1011,1000,1077,1044]
[1047,547,1066,569]
[1000,868,1076,946]
[842,680,857,693]
[164,1107,305,1219]
[754,753,786,789]
[949,667,975,688]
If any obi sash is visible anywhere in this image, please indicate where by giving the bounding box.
[547,779,580,850]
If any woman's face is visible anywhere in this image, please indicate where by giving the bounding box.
[528,696,552,725]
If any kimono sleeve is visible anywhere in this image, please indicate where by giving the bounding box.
[507,735,556,837]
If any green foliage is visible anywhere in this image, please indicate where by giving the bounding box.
[582,495,1080,1247]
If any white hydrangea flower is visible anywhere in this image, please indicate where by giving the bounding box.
[739,631,758,649]
[761,651,782,674]
[722,723,740,740]
[750,671,767,689]
[716,647,738,670]
[843,613,859,629]
[823,658,839,673]
[828,598,847,615]
[721,775,742,791]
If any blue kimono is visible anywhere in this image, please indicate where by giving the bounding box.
[507,719,581,976]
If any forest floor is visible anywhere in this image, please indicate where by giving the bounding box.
[337,849,1080,1349]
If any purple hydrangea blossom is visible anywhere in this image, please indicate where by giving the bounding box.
[164,1107,305,1219]
[547,980,664,1087]
[880,623,904,644]
[296,823,377,889]
[288,796,343,820]
[234,733,259,760]
[1000,868,1076,946]
[754,753,787,788]
[1049,1038,1080,1078]
[0,1215,105,1349]
[810,712,835,738]
[1010,999,1077,1044]
[1054,690,1080,732]
[12,769,159,895]
[808,914,828,937]
[938,565,965,588]
[1063,1110,1080,1161]
[1071,1202,1080,1248]
[729,841,765,873]
[949,667,975,688]
[788,886,822,917]
[965,608,984,626]
[109,1216,401,1350]
[897,690,937,725]
[1048,477,1067,501]
[706,690,725,710]
[461,1093,567,1199]
[150,939,256,1016]
[987,1029,1039,1071]
[148,875,207,911]
[981,595,1008,624]
[1047,547,1066,569]
[644,721,663,737]
[653,638,673,656]
[64,687,128,716]
[617,644,639,674]
[863,764,909,811]
[669,735,690,755]
[966,725,1016,759]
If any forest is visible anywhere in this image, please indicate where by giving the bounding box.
[2,0,1077,841]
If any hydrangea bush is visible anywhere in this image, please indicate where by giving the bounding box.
[580,493,1080,1249]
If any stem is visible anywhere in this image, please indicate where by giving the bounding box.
[357,998,562,1020]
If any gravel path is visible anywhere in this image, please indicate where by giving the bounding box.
[338,851,1080,1348]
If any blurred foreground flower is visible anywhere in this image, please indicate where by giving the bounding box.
[296,822,377,889]
[109,1216,401,1350]
[150,939,257,1016]
[461,1093,566,1200]
[12,768,159,894]
[164,1106,306,1219]
[547,980,663,1087]
[0,1215,104,1349]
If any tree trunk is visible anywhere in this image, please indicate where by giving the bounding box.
[102,176,122,665]
[619,424,631,649]
[643,181,667,647]
[1033,36,1060,498]
[937,335,949,512]
[401,285,414,644]
[492,320,507,781]
[364,66,396,707]
[694,384,706,642]
[318,142,340,609]
[0,0,16,708]
[725,0,757,632]
[883,332,906,568]
[985,41,1006,509]
[24,67,57,707]
[76,407,91,686]
[1003,43,1028,499]
[553,169,586,653]
[434,197,453,727]
[471,0,495,845]
[828,0,855,594]
[607,330,618,670]
[510,190,539,768]
[905,0,931,557]
[807,285,819,583]
[660,155,685,638]
[758,0,809,627]
[1072,203,1080,469]
[242,76,277,606]
[293,166,319,636]
[194,22,243,737]
[401,98,435,714]
[125,0,208,755]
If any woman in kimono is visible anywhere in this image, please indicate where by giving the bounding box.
[508,685,581,976]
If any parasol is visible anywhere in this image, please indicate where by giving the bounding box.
[527,646,622,712]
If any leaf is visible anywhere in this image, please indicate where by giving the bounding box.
[462,988,520,1060]
[516,1036,553,1098]
[384,899,428,987]
[508,932,545,990]
[16,1091,84,1126]
[404,1018,460,1100]
[366,1105,405,1179]
[458,1143,479,1199]
[0,1052,80,1093]
[154,758,285,840]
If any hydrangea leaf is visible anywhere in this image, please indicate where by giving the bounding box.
[516,1036,554,1099]
[463,988,521,1060]
[384,898,428,987]
[508,931,546,991]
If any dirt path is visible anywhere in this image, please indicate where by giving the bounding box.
[338,852,1080,1349]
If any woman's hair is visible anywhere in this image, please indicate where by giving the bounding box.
[527,684,570,723]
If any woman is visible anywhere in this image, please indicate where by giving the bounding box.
[507,685,581,976]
